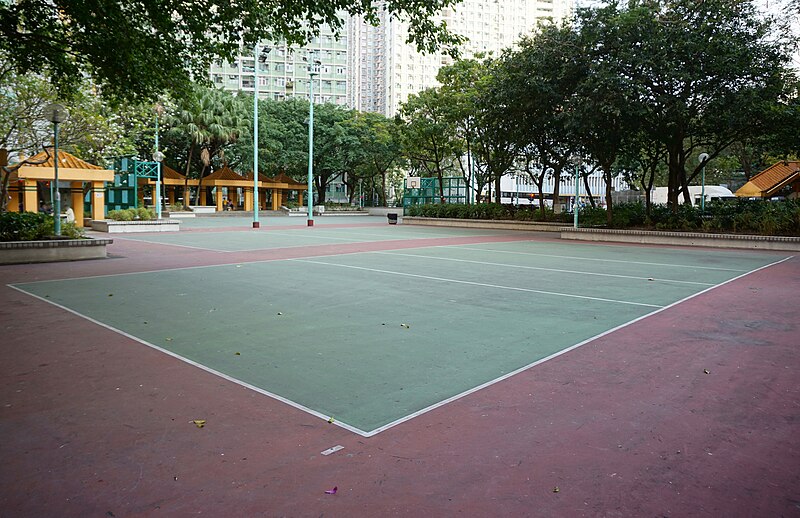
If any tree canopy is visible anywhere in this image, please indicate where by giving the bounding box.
[0,0,464,103]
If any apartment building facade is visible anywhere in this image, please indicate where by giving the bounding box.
[209,26,350,106]
[349,0,574,116]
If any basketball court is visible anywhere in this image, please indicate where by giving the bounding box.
[1,216,798,516]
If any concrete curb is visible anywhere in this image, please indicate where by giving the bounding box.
[0,238,113,264]
[403,216,563,232]
[91,220,180,233]
[561,227,800,251]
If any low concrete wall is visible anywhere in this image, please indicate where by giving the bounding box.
[166,212,196,219]
[561,227,800,251]
[91,220,180,233]
[404,217,563,232]
[189,206,216,214]
[368,207,405,217]
[0,238,113,265]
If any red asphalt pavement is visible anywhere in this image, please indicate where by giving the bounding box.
[1,232,798,517]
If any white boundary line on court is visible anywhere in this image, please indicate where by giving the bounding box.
[112,228,452,254]
[450,245,750,272]
[289,258,664,308]
[8,250,793,438]
[359,254,794,436]
[110,236,224,252]
[6,285,372,437]
[372,251,716,286]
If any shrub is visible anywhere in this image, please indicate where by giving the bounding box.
[136,207,156,220]
[108,209,134,221]
[0,211,85,241]
[60,221,86,239]
[402,199,800,236]
[0,211,53,241]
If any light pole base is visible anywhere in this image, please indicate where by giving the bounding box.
[252,222,260,229]
[307,219,314,227]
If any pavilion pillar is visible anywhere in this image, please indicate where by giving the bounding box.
[216,188,223,211]
[200,188,207,205]
[230,188,238,208]
[183,186,191,206]
[22,180,37,212]
[244,188,253,211]
[168,187,176,206]
[70,182,84,227]
[298,192,303,206]
[6,183,20,212]
[271,189,281,210]
[90,181,105,221]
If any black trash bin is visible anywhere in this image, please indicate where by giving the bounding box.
[387,213,398,225]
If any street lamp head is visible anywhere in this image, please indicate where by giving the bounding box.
[698,152,710,164]
[570,155,582,166]
[43,103,68,124]
[153,151,165,163]
[154,102,165,117]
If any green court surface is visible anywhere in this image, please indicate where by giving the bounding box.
[175,214,384,229]
[12,240,789,435]
[113,225,511,252]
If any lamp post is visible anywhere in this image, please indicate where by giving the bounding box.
[698,152,709,214]
[44,103,68,235]
[306,59,320,227]
[153,150,164,218]
[154,103,164,220]
[253,44,271,228]
[571,156,581,228]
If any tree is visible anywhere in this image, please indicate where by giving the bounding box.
[164,85,251,204]
[0,0,464,103]
[400,89,463,201]
[312,104,368,205]
[606,0,795,210]
[570,5,644,224]
[347,112,404,206]
[0,59,150,211]
[494,28,582,215]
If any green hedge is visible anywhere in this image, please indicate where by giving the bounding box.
[406,199,800,236]
[107,207,157,221]
[406,203,572,223]
[0,211,85,241]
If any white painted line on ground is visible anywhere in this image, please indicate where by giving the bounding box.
[9,255,793,438]
[361,254,794,437]
[450,246,750,272]
[111,237,224,252]
[6,285,373,437]
[289,258,663,308]
[373,251,715,286]
[321,445,345,456]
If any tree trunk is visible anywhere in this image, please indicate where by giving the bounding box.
[583,173,595,208]
[552,169,562,214]
[603,164,614,227]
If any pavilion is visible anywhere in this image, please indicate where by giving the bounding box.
[6,150,114,226]
[735,161,800,199]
